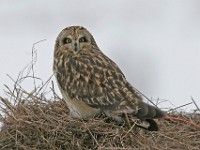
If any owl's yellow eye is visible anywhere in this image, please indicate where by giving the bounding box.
[63,38,72,44]
[79,37,87,42]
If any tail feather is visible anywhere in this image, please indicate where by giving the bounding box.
[136,119,159,131]
[136,102,165,119]
[135,102,165,131]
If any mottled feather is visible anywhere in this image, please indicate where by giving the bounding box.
[53,26,165,131]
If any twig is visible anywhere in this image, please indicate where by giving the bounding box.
[169,102,193,112]
[165,115,200,129]
[191,97,200,112]
[133,87,156,106]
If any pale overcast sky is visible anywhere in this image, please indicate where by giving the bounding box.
[0,0,200,111]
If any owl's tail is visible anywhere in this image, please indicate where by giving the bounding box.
[136,102,166,131]
[137,102,165,119]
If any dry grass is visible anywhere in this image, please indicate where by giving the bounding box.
[0,93,200,150]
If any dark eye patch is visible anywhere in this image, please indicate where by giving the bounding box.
[79,37,88,42]
[62,37,72,44]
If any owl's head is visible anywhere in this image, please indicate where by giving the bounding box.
[54,26,98,55]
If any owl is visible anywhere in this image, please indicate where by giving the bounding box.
[53,26,165,131]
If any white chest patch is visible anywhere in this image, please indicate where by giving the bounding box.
[57,82,101,118]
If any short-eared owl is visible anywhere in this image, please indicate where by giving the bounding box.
[53,26,165,131]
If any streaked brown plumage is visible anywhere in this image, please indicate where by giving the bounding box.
[53,26,165,131]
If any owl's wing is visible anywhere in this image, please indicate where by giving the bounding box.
[60,52,141,110]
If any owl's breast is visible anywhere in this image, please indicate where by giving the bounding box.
[54,58,101,118]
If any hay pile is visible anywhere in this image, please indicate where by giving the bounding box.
[0,94,200,150]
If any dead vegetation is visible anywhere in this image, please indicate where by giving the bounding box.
[0,90,200,150]
[0,45,200,150]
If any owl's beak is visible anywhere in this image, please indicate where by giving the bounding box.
[74,43,78,52]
